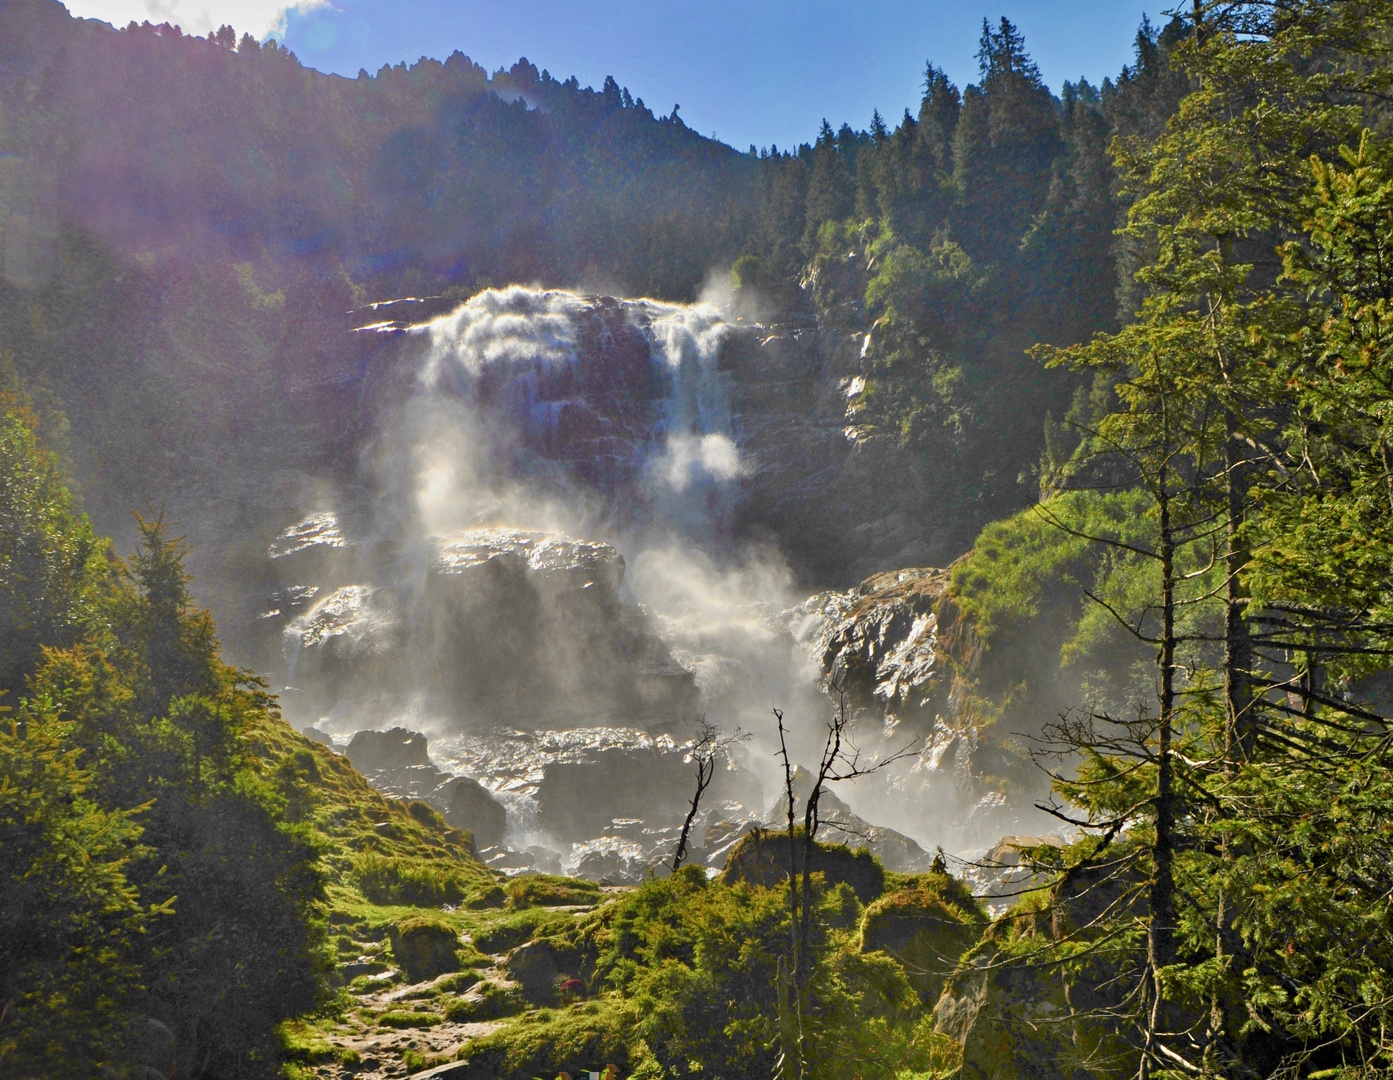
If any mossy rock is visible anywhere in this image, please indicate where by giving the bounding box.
[503,938,588,1004]
[935,941,1129,1080]
[506,874,602,908]
[450,998,632,1079]
[860,873,986,1004]
[720,827,886,903]
[389,917,463,983]
[934,860,1143,1080]
[443,980,528,1022]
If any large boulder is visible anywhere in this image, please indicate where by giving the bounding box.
[860,873,986,1004]
[503,938,587,1004]
[720,828,885,904]
[933,855,1145,1080]
[767,766,936,874]
[346,727,431,772]
[435,775,507,849]
[388,917,463,983]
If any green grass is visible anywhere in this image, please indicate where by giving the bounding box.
[457,999,636,1078]
[473,906,577,954]
[443,981,528,1022]
[377,1010,442,1029]
[357,853,504,908]
[277,1019,361,1065]
[507,874,603,908]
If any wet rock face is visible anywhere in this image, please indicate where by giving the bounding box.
[340,727,510,850]
[536,751,694,843]
[346,728,430,772]
[271,519,700,732]
[793,567,949,722]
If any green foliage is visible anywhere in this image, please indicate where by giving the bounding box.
[460,997,635,1079]
[0,700,147,1077]
[0,411,108,697]
[375,1010,442,1029]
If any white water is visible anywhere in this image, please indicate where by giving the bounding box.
[277,286,984,866]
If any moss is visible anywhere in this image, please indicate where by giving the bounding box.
[355,853,499,908]
[860,873,987,1004]
[443,982,528,1022]
[473,907,577,954]
[458,999,633,1078]
[507,874,603,908]
[407,800,446,827]
[434,969,484,997]
[720,827,887,903]
[277,1019,341,1064]
[390,917,464,982]
[376,1010,443,1029]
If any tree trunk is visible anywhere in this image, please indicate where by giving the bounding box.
[1144,475,1178,1080]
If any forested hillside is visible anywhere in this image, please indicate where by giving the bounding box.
[0,0,1182,575]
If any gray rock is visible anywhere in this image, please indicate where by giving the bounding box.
[406,1061,476,1080]
[434,776,506,849]
[345,727,430,772]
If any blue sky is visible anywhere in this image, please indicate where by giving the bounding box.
[66,0,1168,151]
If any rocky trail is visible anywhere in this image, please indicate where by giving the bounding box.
[296,893,625,1080]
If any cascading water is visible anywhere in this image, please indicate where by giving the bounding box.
[261,285,1017,879]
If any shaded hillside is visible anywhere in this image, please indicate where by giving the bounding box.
[0,0,755,300]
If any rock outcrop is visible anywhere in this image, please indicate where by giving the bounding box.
[346,728,431,773]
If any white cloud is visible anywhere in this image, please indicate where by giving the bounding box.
[63,0,331,39]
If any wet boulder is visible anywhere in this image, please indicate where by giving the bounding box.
[435,775,507,850]
[790,567,948,720]
[346,727,431,773]
[536,750,692,843]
